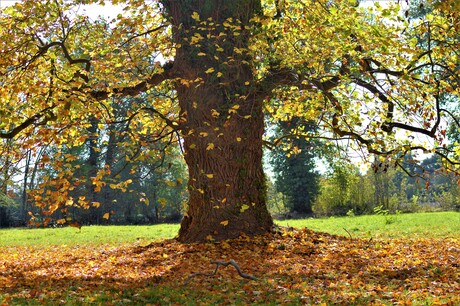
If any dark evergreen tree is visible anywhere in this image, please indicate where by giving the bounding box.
[270,118,320,215]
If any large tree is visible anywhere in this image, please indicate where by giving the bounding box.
[0,0,459,242]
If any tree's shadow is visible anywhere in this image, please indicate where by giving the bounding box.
[1,230,459,304]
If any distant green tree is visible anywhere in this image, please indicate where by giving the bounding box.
[313,164,349,216]
[0,191,18,227]
[265,176,288,216]
[371,156,397,211]
[313,159,376,217]
[270,118,320,215]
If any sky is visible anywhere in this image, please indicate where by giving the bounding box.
[0,0,124,18]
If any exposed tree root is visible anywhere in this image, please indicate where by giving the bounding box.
[184,259,259,285]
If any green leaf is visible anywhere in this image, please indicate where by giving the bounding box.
[240,204,249,213]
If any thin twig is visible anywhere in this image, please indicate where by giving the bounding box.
[184,259,258,285]
[343,228,352,239]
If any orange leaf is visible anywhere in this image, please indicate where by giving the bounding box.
[68,221,82,230]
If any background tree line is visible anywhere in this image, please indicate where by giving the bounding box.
[309,154,460,217]
[0,95,188,227]
[2,115,460,228]
[267,121,460,218]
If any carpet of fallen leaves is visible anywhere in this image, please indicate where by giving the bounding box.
[0,228,459,305]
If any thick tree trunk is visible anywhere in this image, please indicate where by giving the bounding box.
[164,0,273,242]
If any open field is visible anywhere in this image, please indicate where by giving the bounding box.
[0,212,459,305]
[1,212,458,247]
[0,223,179,247]
[278,211,460,239]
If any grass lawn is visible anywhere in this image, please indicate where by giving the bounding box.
[1,212,457,247]
[0,212,458,305]
[277,211,460,239]
[0,223,180,247]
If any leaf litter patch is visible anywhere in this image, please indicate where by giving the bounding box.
[0,228,458,305]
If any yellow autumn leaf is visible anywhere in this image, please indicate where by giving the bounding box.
[159,198,167,207]
[140,197,150,206]
[220,220,229,226]
[229,104,240,114]
[205,67,215,74]
[206,143,215,150]
[166,180,176,187]
[217,72,223,77]
[197,52,206,56]
[211,109,220,117]
[206,174,214,178]
[191,11,200,21]
[236,137,242,142]
[292,146,302,155]
[103,212,110,220]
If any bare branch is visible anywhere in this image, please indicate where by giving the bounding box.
[440,108,460,128]
[120,24,169,47]
[263,133,352,150]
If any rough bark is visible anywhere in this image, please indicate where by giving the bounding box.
[164,0,273,242]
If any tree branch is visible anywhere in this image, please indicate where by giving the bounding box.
[120,24,169,47]
[440,108,460,128]
[263,133,352,150]
[89,61,175,101]
[0,106,56,139]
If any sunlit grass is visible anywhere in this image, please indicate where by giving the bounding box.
[277,211,460,239]
[0,212,458,247]
[0,224,179,247]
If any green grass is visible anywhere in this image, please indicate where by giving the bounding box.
[0,223,179,247]
[0,212,458,247]
[277,211,460,239]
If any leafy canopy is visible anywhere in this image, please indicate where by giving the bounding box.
[0,0,459,214]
